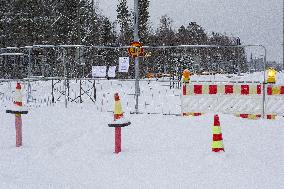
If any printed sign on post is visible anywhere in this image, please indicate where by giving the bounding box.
[92,66,107,78]
[118,57,129,72]
[108,66,116,78]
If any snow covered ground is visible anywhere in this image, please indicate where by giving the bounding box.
[0,73,283,188]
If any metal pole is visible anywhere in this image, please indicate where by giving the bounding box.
[93,79,96,101]
[83,65,85,78]
[262,46,267,118]
[63,48,67,108]
[27,48,32,104]
[80,79,82,103]
[237,50,240,76]
[134,0,140,113]
[236,37,241,76]
[51,79,54,103]
[134,0,139,42]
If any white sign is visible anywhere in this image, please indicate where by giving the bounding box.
[108,66,116,78]
[118,57,129,72]
[92,66,107,78]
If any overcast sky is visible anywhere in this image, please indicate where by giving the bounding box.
[96,0,283,63]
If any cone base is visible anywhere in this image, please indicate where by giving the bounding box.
[212,148,225,152]
[182,112,203,116]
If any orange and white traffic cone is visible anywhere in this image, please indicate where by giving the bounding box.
[114,93,123,121]
[211,115,225,152]
[14,83,23,147]
[114,93,123,153]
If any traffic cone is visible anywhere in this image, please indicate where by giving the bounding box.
[211,115,225,152]
[14,82,23,147]
[114,93,123,120]
[14,83,23,107]
[114,93,123,153]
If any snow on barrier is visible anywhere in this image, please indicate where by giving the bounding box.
[181,82,284,119]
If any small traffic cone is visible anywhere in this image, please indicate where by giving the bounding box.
[14,83,23,147]
[114,93,123,153]
[114,93,123,121]
[15,83,23,106]
[211,115,225,152]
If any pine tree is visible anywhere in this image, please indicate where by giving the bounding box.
[156,15,176,45]
[153,15,176,74]
[51,0,79,44]
[0,0,15,47]
[6,0,48,46]
[176,25,188,44]
[186,22,207,45]
[207,32,248,73]
[116,0,132,45]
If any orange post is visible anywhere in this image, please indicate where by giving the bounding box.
[115,127,121,153]
[14,83,23,147]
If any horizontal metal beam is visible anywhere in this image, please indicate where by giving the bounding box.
[1,44,265,50]
[141,44,264,49]
[0,53,26,56]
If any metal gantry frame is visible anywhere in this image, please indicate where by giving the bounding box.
[2,44,129,107]
[32,45,131,108]
[0,44,267,116]
[57,45,129,107]
[0,51,28,79]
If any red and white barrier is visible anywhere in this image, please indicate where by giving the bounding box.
[181,82,283,119]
